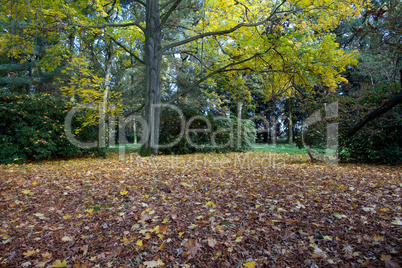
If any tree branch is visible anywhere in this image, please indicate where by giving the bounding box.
[160,0,177,10]
[162,0,287,52]
[110,37,145,64]
[132,0,146,7]
[68,21,144,32]
[346,93,402,137]
[164,49,272,104]
[124,103,145,117]
[160,0,182,29]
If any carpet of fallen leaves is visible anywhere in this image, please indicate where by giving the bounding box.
[0,152,401,268]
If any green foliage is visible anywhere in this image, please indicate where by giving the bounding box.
[158,105,256,155]
[139,145,154,157]
[338,84,401,164]
[0,93,105,164]
[297,83,401,164]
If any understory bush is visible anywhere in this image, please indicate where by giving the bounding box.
[0,93,105,164]
[157,105,256,155]
[296,83,401,164]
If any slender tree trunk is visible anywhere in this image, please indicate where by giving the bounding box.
[133,122,137,144]
[102,45,112,114]
[143,0,162,155]
[287,98,293,145]
[100,45,112,147]
[69,33,76,103]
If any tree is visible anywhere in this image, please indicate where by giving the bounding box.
[1,0,364,155]
[337,0,402,137]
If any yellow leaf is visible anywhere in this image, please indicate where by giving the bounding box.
[23,250,36,257]
[151,225,160,232]
[41,252,52,259]
[52,260,67,267]
[178,232,184,237]
[205,201,215,207]
[145,233,151,239]
[22,190,31,194]
[120,190,128,196]
[136,240,143,246]
[162,218,169,224]
[235,236,243,242]
[243,261,256,268]
[63,214,72,220]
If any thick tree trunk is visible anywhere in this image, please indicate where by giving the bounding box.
[143,0,162,155]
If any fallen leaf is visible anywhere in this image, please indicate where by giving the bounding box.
[61,236,73,242]
[391,219,402,225]
[23,249,36,257]
[243,261,256,268]
[63,214,72,220]
[207,237,217,248]
[21,261,31,267]
[41,252,52,259]
[311,246,327,259]
[52,260,67,267]
[143,259,165,267]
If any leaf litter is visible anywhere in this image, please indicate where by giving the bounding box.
[0,152,401,267]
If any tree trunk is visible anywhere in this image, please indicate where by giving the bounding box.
[69,33,76,103]
[100,44,112,147]
[143,0,162,155]
[133,121,137,144]
[287,98,293,145]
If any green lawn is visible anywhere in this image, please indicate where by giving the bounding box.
[252,143,307,155]
[107,143,307,155]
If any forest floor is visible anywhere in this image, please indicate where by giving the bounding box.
[0,152,401,268]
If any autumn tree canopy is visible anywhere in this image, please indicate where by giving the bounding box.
[1,0,364,154]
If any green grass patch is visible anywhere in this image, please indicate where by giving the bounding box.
[251,143,307,155]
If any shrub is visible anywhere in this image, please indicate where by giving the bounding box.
[157,104,256,155]
[296,83,401,164]
[0,93,105,164]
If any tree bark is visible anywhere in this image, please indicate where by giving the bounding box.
[143,0,162,155]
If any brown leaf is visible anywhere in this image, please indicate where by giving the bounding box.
[207,237,217,248]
